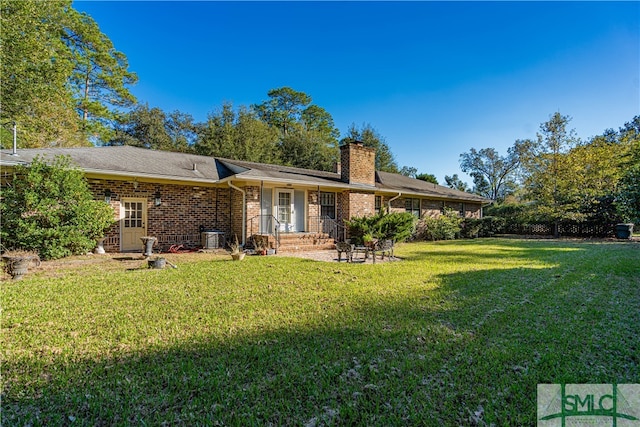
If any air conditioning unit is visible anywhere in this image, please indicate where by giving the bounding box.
[201,231,224,249]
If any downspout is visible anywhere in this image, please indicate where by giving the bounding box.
[388,192,402,211]
[317,185,321,232]
[228,181,246,246]
[10,122,18,156]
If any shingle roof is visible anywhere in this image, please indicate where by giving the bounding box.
[376,171,488,203]
[1,146,222,183]
[218,158,356,188]
[1,146,490,203]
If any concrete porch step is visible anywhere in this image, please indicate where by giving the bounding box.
[248,232,336,253]
[276,232,335,252]
[278,232,331,240]
[277,243,336,253]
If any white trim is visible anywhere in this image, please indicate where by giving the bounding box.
[120,197,147,251]
[388,192,402,210]
[274,189,295,232]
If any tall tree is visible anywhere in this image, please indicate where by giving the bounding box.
[470,172,492,198]
[66,9,138,142]
[110,104,193,152]
[195,103,235,157]
[252,87,311,136]
[194,103,280,164]
[399,166,418,178]
[617,163,640,224]
[444,174,470,192]
[341,123,399,173]
[459,146,520,201]
[618,116,640,166]
[253,88,339,170]
[285,104,340,170]
[615,116,640,223]
[234,108,281,164]
[300,104,339,142]
[0,0,136,147]
[415,173,438,184]
[0,0,82,147]
[518,112,581,234]
[165,111,197,152]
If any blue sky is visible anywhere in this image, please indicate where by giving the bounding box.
[74,1,639,183]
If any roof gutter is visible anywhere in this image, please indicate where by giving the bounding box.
[388,192,402,210]
[217,174,375,191]
[228,181,246,246]
[0,160,221,186]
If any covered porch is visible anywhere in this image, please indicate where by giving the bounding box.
[232,182,349,253]
[245,215,346,253]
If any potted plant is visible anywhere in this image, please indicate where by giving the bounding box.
[140,236,157,257]
[2,250,41,280]
[95,237,107,254]
[253,235,269,255]
[362,233,378,249]
[229,235,245,261]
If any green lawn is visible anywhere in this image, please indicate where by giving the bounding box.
[2,239,639,425]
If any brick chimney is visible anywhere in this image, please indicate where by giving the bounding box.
[333,161,341,174]
[340,141,376,185]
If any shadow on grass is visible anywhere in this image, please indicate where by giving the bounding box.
[4,240,639,425]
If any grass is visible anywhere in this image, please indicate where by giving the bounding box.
[2,239,639,425]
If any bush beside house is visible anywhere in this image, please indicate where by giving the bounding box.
[346,210,416,245]
[414,208,463,241]
[1,156,115,260]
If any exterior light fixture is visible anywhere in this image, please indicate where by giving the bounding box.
[104,189,112,203]
[154,190,161,207]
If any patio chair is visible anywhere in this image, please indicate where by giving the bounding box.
[371,239,394,264]
[336,241,355,262]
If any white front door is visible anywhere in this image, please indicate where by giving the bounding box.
[121,198,147,251]
[276,189,295,232]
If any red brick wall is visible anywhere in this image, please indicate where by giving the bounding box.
[378,196,482,219]
[388,196,405,213]
[444,201,461,215]
[89,180,229,252]
[308,191,319,219]
[337,191,348,224]
[340,192,375,220]
[230,186,244,243]
[244,185,261,239]
[340,143,376,185]
[465,203,482,218]
[422,199,443,218]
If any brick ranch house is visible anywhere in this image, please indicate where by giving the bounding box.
[1,142,489,253]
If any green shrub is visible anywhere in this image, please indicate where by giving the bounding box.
[484,203,532,233]
[1,156,115,260]
[616,163,640,224]
[345,216,370,245]
[460,218,482,238]
[376,211,416,243]
[415,208,463,241]
[478,216,506,237]
[346,209,415,244]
